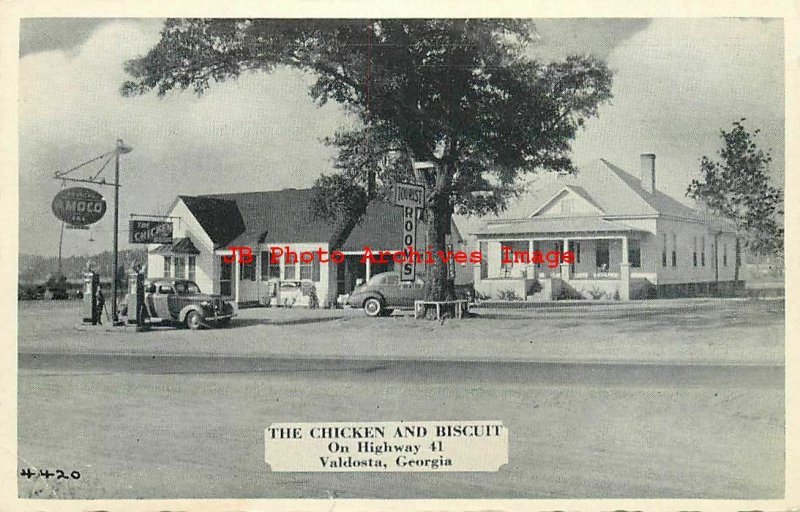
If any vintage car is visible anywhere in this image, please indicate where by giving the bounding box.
[346,271,471,317]
[140,279,237,329]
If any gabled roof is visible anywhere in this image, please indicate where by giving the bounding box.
[180,195,246,247]
[518,159,706,220]
[598,159,705,220]
[186,188,461,251]
[529,185,605,217]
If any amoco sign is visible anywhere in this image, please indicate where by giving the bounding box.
[51,187,107,226]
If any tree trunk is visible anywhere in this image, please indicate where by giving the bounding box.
[423,165,455,306]
[734,236,741,292]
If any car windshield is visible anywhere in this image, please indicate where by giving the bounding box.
[175,281,201,294]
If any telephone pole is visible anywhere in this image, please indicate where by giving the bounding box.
[112,139,133,324]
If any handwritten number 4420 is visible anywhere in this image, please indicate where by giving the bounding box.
[19,468,80,480]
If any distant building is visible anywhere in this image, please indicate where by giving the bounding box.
[147,189,462,306]
[472,155,740,300]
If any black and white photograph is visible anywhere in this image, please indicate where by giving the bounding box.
[3,3,794,509]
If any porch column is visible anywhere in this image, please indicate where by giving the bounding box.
[528,240,534,279]
[365,256,371,281]
[619,235,630,301]
[234,258,240,303]
[560,237,570,282]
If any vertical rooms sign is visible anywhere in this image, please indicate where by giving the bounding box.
[394,183,425,282]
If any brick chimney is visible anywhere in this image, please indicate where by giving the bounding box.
[640,153,656,193]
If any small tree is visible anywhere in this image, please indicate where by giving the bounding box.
[687,119,784,284]
[122,19,613,302]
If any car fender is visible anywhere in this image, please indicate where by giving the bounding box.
[179,304,206,323]
[361,293,385,307]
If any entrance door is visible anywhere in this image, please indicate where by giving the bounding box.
[596,240,610,273]
[220,256,232,297]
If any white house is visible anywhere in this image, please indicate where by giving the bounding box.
[472,154,740,300]
[146,188,463,306]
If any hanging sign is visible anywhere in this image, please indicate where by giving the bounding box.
[51,187,106,226]
[129,220,173,244]
[394,182,425,282]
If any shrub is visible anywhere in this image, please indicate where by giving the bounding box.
[497,289,521,301]
[587,286,606,300]
[555,285,583,300]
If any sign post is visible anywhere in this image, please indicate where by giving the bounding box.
[394,182,426,282]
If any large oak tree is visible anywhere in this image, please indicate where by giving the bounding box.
[122,19,612,301]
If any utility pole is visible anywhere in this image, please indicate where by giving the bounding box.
[112,139,133,324]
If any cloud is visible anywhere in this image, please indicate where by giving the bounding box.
[570,17,784,199]
[18,18,784,258]
[19,19,354,258]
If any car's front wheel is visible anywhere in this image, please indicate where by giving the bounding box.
[185,310,203,330]
[217,317,231,328]
[363,297,383,317]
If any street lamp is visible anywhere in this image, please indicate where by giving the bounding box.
[112,139,133,324]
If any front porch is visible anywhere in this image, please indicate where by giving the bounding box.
[475,231,652,301]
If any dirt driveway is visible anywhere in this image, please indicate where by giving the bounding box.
[17,298,784,365]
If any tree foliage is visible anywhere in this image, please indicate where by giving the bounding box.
[122,18,613,300]
[687,119,784,258]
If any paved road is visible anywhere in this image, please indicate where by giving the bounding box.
[18,353,784,499]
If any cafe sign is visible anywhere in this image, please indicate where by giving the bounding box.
[51,187,106,226]
[129,220,173,244]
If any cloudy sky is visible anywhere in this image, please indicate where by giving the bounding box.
[18,18,784,257]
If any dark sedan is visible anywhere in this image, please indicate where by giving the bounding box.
[347,272,427,316]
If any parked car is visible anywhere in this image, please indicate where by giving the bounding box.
[347,272,471,317]
[139,279,237,329]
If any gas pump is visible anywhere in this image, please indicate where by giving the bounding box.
[126,268,150,331]
[82,271,99,324]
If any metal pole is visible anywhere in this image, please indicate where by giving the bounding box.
[58,220,65,275]
[112,140,121,323]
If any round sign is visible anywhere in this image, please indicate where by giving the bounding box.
[51,187,107,226]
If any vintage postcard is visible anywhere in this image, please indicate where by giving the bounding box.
[0,1,796,511]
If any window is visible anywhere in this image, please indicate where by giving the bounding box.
[628,239,641,268]
[701,237,706,266]
[261,251,281,280]
[284,261,296,280]
[164,256,172,278]
[723,243,728,267]
[500,240,527,269]
[174,256,186,279]
[661,233,667,267]
[175,281,200,294]
[479,242,488,279]
[671,234,677,267]
[533,241,541,269]
[240,259,255,280]
[693,236,698,267]
[596,240,610,271]
[312,257,321,282]
[188,256,196,281]
[158,285,174,294]
[299,258,313,280]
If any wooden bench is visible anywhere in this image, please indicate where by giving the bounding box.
[414,299,469,320]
